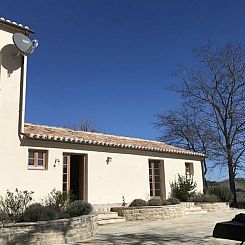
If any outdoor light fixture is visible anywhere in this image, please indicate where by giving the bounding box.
[106,157,112,165]
[53,158,60,168]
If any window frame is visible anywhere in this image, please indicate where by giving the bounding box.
[185,162,194,176]
[62,154,71,193]
[28,149,48,170]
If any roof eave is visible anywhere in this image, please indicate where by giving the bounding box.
[0,18,34,34]
[21,133,205,158]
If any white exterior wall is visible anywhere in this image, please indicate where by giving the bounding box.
[0,141,203,205]
[0,25,28,197]
[2,145,151,204]
[87,151,150,204]
[163,158,203,198]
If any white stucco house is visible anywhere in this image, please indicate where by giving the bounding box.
[0,18,205,209]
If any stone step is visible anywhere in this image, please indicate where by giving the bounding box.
[187,206,202,211]
[97,212,119,219]
[181,202,195,207]
[97,216,126,225]
[185,210,208,215]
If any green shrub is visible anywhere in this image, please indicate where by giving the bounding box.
[57,211,70,219]
[236,188,244,192]
[148,199,162,206]
[170,175,197,201]
[129,199,147,207]
[162,198,181,205]
[205,185,231,202]
[237,192,245,201]
[20,204,58,222]
[66,200,92,217]
[190,193,219,203]
[43,189,73,212]
[236,193,245,209]
[0,211,8,222]
[237,202,245,209]
[0,189,34,220]
[27,203,43,209]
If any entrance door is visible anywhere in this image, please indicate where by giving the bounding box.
[63,154,87,200]
[148,160,166,199]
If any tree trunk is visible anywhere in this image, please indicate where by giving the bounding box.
[228,159,237,207]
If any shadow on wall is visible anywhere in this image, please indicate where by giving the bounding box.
[0,44,22,76]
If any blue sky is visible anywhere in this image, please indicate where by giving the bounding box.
[2,0,245,180]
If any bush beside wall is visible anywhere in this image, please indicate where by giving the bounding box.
[129,199,147,207]
[170,175,197,201]
[130,198,181,207]
[0,189,94,223]
[204,185,232,202]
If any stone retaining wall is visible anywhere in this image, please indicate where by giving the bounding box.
[111,204,185,221]
[195,202,229,212]
[111,202,230,221]
[0,214,97,245]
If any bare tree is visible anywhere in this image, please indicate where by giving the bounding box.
[155,105,215,186]
[164,42,245,207]
[78,119,98,132]
[65,119,98,132]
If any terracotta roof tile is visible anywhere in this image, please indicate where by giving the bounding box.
[23,123,205,157]
[0,17,34,33]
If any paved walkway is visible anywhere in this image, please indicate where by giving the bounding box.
[79,209,244,244]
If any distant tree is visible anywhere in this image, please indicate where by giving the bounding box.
[65,119,98,132]
[78,119,98,132]
[157,42,245,207]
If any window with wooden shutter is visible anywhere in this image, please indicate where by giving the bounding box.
[28,149,48,169]
[185,162,194,176]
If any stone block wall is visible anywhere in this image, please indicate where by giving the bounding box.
[195,202,229,212]
[0,214,97,245]
[111,202,230,221]
[111,204,185,221]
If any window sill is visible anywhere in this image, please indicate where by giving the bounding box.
[28,166,47,170]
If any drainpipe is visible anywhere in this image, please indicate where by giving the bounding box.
[200,158,207,191]
[18,55,27,140]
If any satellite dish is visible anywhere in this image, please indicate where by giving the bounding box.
[12,33,38,56]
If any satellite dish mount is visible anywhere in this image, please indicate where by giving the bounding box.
[13,33,38,56]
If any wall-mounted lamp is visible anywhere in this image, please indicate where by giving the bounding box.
[53,158,60,168]
[106,157,112,165]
